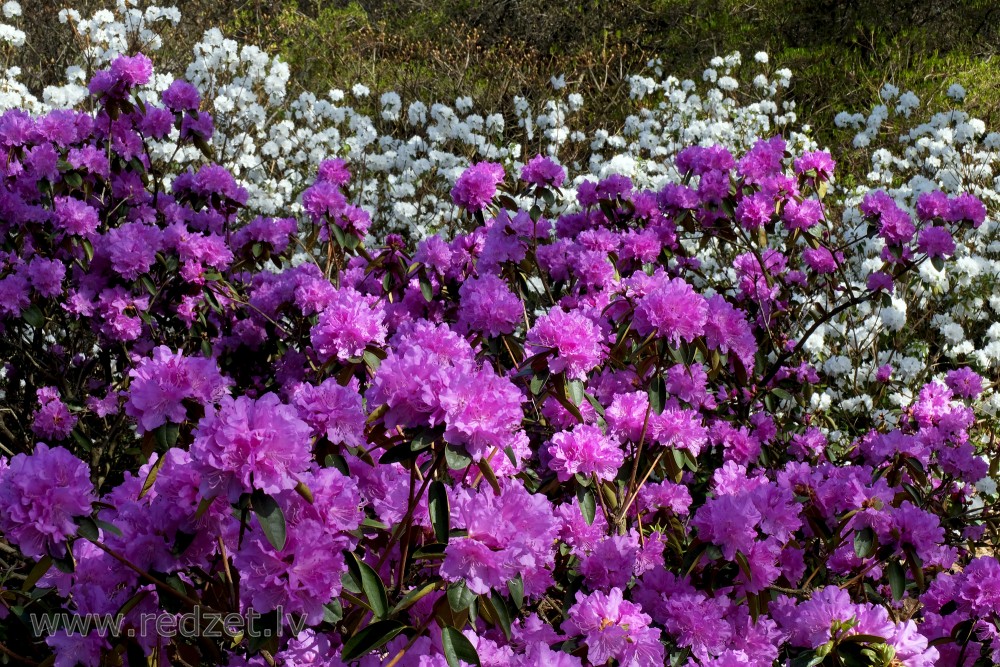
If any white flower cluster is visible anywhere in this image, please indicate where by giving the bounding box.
[0,1,812,238]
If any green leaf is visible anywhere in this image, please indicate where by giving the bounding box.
[567,379,584,406]
[21,556,52,592]
[420,276,434,302]
[441,626,482,667]
[887,559,906,601]
[390,581,439,615]
[447,581,476,612]
[487,593,512,639]
[853,526,876,559]
[323,600,343,624]
[647,374,666,414]
[445,445,473,470]
[346,552,389,619]
[153,423,180,450]
[252,490,287,551]
[576,485,596,526]
[507,575,524,609]
[429,481,450,544]
[931,256,945,272]
[340,620,407,661]
[77,516,100,541]
[477,458,501,495]
[22,305,44,328]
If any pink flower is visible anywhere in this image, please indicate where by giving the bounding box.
[451,162,504,212]
[0,444,94,558]
[526,308,604,381]
[546,424,623,482]
[191,393,313,501]
[564,588,663,666]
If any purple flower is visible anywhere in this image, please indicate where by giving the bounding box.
[109,54,153,87]
[633,274,708,345]
[456,273,523,337]
[915,191,951,221]
[564,588,664,666]
[442,482,557,595]
[290,378,365,447]
[521,154,566,188]
[802,247,840,274]
[316,158,351,186]
[692,493,760,560]
[53,197,99,236]
[546,424,623,482]
[703,295,757,370]
[126,346,230,434]
[945,367,983,399]
[309,286,386,363]
[793,150,836,181]
[781,198,825,230]
[440,367,524,461]
[451,162,504,212]
[917,226,955,258]
[735,192,773,229]
[161,80,201,112]
[32,387,77,440]
[190,393,313,501]
[0,444,94,558]
[104,223,162,280]
[526,308,604,381]
[946,192,987,227]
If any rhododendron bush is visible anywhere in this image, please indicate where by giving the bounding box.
[2,6,1000,667]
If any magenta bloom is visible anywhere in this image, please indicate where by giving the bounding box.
[442,482,557,595]
[190,393,313,501]
[0,444,94,558]
[564,588,664,666]
[917,226,955,258]
[704,295,757,369]
[161,80,201,112]
[309,286,386,363]
[53,197,100,236]
[521,155,566,188]
[32,387,77,440]
[735,192,773,229]
[109,53,153,87]
[526,308,604,381]
[793,150,836,181]
[126,346,230,434]
[290,378,366,447]
[456,273,523,337]
[634,274,708,345]
[802,247,840,274]
[440,367,524,461]
[451,162,504,212]
[945,367,983,399]
[546,424,623,482]
[782,198,825,230]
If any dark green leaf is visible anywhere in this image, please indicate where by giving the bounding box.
[22,305,44,328]
[647,374,666,414]
[854,526,876,559]
[323,599,343,624]
[445,445,472,470]
[442,625,482,667]
[567,379,584,406]
[429,481,450,544]
[252,490,287,551]
[507,575,524,609]
[887,559,906,601]
[340,620,408,661]
[576,485,596,526]
[447,581,476,612]
[346,552,389,619]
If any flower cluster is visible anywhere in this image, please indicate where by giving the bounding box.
[0,28,998,667]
